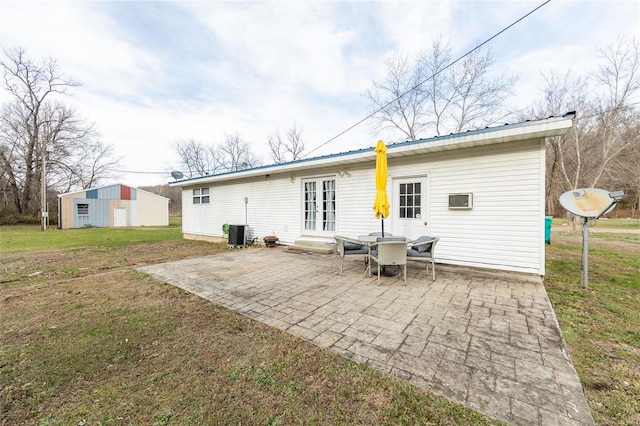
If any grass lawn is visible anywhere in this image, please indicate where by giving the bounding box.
[552,217,640,230]
[1,224,501,425]
[544,231,640,425]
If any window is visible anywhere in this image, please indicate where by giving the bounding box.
[193,187,210,204]
[304,181,316,230]
[399,182,421,219]
[77,203,89,215]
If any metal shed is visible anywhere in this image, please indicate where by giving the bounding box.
[57,183,169,229]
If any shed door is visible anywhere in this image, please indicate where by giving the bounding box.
[392,177,430,239]
[114,207,127,227]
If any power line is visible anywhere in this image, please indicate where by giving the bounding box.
[302,0,552,159]
[115,100,640,178]
[112,169,172,175]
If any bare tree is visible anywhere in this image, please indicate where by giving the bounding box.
[364,36,517,141]
[171,133,262,177]
[587,36,640,188]
[525,36,640,220]
[219,132,261,172]
[267,123,305,163]
[0,47,119,225]
[523,70,591,216]
[172,138,219,178]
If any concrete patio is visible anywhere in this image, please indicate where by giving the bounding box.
[138,247,594,425]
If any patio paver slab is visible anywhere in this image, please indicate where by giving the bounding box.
[138,247,594,426]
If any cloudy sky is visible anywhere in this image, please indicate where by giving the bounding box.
[1,1,638,187]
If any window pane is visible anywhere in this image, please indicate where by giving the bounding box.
[304,182,316,230]
[398,181,425,220]
[193,197,200,204]
[323,179,336,231]
[201,196,210,204]
[201,188,209,195]
[193,188,200,196]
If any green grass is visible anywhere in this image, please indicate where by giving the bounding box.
[3,223,638,425]
[552,217,640,229]
[545,232,640,425]
[1,223,502,426]
[0,217,182,253]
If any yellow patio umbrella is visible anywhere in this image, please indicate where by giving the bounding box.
[373,140,390,235]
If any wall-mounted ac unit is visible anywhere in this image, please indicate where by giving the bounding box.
[449,193,473,210]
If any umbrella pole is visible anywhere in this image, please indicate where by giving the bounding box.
[379,216,394,275]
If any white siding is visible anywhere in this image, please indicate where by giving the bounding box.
[136,190,169,226]
[409,139,546,274]
[181,139,547,274]
[182,176,302,243]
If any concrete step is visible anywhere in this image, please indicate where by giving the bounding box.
[288,240,336,254]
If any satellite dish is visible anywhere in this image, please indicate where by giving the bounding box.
[558,188,623,289]
[559,188,618,219]
[171,171,184,180]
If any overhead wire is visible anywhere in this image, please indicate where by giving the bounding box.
[302,0,552,159]
[112,0,552,178]
[115,0,639,177]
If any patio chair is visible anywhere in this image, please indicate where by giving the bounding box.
[406,236,439,281]
[369,237,407,285]
[334,236,370,276]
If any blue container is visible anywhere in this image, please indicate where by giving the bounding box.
[545,216,553,245]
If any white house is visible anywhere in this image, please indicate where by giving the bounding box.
[170,113,575,275]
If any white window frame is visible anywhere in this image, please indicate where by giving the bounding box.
[302,176,336,235]
[192,187,210,204]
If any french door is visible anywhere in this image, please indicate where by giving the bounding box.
[303,177,336,235]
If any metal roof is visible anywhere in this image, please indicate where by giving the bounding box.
[57,183,169,199]
[170,112,575,187]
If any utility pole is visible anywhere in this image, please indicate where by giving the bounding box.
[41,141,53,231]
[41,140,47,231]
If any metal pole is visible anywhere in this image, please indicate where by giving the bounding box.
[244,197,248,247]
[582,217,588,288]
[41,143,47,232]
